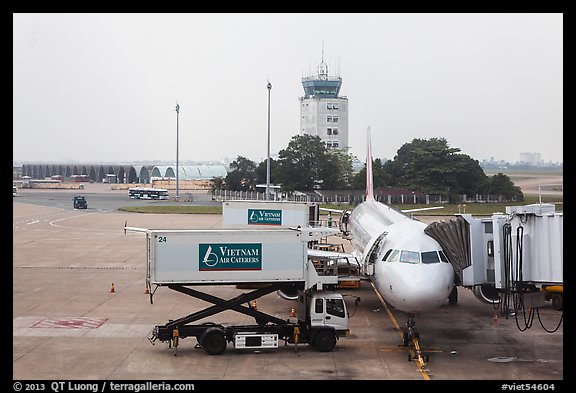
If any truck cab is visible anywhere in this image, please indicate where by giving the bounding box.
[296,290,350,351]
[73,195,87,209]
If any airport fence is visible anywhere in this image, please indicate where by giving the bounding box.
[211,189,521,205]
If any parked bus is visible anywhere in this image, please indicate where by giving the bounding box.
[128,187,169,200]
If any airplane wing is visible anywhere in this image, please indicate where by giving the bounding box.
[320,206,444,214]
[401,206,445,213]
[307,248,358,261]
[319,207,346,214]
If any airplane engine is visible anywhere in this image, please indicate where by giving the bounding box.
[472,284,501,304]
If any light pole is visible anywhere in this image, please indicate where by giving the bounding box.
[266,80,272,200]
[175,103,180,202]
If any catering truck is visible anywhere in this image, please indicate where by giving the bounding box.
[222,200,320,227]
[124,226,355,355]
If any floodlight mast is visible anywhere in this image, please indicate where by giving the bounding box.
[266,80,272,200]
[175,103,180,202]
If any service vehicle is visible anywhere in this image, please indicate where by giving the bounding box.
[73,195,87,209]
[124,226,357,355]
[222,200,319,227]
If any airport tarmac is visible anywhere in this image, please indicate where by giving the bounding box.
[12,186,564,383]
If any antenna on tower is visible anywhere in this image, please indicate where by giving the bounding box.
[318,42,328,80]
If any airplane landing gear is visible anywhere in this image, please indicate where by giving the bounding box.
[402,313,429,366]
[402,313,417,346]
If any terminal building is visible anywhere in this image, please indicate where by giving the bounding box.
[19,163,227,184]
[299,52,349,150]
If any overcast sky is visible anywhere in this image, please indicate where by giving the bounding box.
[13,13,563,165]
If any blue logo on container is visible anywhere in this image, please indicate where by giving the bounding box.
[248,209,282,225]
[199,243,262,271]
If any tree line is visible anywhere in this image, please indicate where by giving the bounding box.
[215,134,523,202]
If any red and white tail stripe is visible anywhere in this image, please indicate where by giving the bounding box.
[365,127,375,201]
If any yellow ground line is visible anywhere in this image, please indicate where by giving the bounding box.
[370,282,431,380]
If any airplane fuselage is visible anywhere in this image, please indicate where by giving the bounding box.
[348,200,454,313]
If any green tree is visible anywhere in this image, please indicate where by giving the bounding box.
[319,147,356,190]
[352,158,390,189]
[211,176,224,192]
[255,158,276,186]
[487,173,523,200]
[275,135,326,191]
[225,156,257,191]
[383,138,489,199]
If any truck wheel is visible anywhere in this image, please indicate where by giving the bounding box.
[313,330,337,352]
[201,330,227,355]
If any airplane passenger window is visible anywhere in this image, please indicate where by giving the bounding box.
[421,251,440,264]
[400,250,420,264]
[387,250,400,262]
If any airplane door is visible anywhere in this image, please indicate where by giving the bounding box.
[362,232,387,276]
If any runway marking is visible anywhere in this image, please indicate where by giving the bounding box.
[370,282,431,380]
[14,317,153,338]
[31,317,107,329]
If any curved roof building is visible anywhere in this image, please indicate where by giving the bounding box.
[21,163,228,184]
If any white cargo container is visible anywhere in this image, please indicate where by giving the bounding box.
[222,200,319,228]
[141,227,339,288]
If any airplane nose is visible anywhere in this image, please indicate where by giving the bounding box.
[403,283,450,309]
[390,264,454,312]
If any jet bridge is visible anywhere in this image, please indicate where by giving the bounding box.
[425,203,563,330]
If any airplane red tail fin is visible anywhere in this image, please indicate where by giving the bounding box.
[365,127,375,201]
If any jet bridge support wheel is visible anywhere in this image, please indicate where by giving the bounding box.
[448,285,458,305]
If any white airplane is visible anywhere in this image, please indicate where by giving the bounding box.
[319,128,456,348]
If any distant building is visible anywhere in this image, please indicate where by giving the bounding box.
[19,163,227,184]
[519,152,542,166]
[299,50,349,150]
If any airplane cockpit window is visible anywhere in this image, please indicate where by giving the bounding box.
[382,249,393,261]
[399,250,420,264]
[439,250,450,263]
[421,251,441,264]
[387,249,400,262]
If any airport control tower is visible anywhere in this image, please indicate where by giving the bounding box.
[299,51,349,150]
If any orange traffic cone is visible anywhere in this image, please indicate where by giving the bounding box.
[290,307,295,317]
[145,286,149,294]
[110,283,115,293]
[251,300,257,310]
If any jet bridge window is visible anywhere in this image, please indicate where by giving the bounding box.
[326,298,346,318]
[399,250,420,264]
